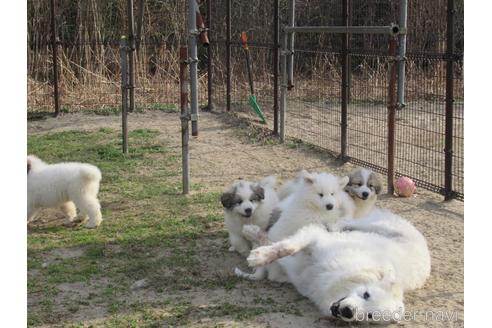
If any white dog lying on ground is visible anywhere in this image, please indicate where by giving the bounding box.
[27,155,103,228]
[221,176,279,257]
[235,170,354,282]
[246,208,431,323]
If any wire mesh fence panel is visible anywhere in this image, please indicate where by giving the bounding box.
[28,0,464,199]
[27,0,208,116]
[452,60,464,198]
[346,53,390,171]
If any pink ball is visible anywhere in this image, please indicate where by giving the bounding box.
[394,176,416,197]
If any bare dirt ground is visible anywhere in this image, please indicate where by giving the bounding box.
[28,111,464,327]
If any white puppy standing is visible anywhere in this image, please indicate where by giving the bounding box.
[27,155,103,228]
[247,208,431,323]
[221,176,279,257]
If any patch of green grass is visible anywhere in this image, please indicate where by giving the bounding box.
[28,127,235,326]
[140,103,179,113]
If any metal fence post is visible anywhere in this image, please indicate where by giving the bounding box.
[273,0,279,135]
[347,0,352,104]
[444,0,455,200]
[397,0,408,109]
[206,0,214,112]
[180,47,190,194]
[50,0,60,117]
[120,37,129,154]
[340,0,349,159]
[226,0,231,112]
[387,37,398,195]
[279,31,288,142]
[127,0,136,112]
[189,0,199,136]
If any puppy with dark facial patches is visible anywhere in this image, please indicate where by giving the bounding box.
[345,167,383,218]
[221,176,279,257]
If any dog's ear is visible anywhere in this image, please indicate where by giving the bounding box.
[220,192,237,209]
[368,173,383,194]
[27,158,31,174]
[338,176,350,189]
[300,170,314,184]
[378,266,396,283]
[252,185,265,201]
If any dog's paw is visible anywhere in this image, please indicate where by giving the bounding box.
[63,216,85,227]
[234,267,245,277]
[247,246,275,267]
[242,224,261,240]
[85,219,102,229]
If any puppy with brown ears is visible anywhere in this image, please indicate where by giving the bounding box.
[221,176,279,257]
[345,167,383,218]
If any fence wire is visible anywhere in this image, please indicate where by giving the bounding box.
[27,0,463,200]
[209,0,463,200]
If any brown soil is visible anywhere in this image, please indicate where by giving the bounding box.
[28,111,464,327]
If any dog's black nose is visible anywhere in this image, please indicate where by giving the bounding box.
[326,204,334,210]
[244,208,252,216]
[340,306,354,319]
[330,303,340,317]
[362,192,369,199]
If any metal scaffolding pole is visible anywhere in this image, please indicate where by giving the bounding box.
[387,38,399,195]
[120,37,129,154]
[226,0,231,112]
[206,0,214,111]
[284,25,400,35]
[397,0,408,109]
[49,0,60,117]
[180,47,190,194]
[127,0,136,112]
[444,0,455,200]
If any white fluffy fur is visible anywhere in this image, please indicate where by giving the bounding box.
[247,208,431,323]
[269,171,354,239]
[27,155,103,228]
[238,170,355,282]
[221,176,279,257]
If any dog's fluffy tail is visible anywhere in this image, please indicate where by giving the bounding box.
[234,266,266,281]
[80,164,102,182]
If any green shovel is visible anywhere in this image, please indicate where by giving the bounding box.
[240,31,266,124]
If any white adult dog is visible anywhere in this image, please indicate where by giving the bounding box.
[235,170,354,281]
[246,208,431,323]
[221,176,279,257]
[27,155,103,228]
